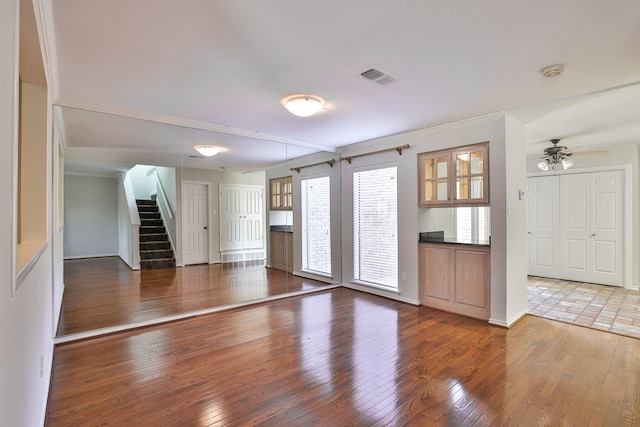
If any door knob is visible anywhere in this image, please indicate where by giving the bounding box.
[204,226,207,230]
[591,233,595,237]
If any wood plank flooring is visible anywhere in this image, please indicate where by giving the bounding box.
[58,257,328,336]
[47,288,640,426]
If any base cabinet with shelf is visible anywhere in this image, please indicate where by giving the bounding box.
[419,243,490,320]
[270,231,293,272]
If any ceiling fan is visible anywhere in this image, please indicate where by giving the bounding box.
[536,138,609,171]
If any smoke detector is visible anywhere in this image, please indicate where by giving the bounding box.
[359,66,397,85]
[541,64,565,78]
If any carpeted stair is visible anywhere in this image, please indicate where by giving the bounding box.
[136,199,176,269]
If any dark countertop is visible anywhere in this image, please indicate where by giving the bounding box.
[419,231,490,247]
[270,225,293,233]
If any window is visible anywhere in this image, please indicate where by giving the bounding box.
[353,165,398,290]
[301,175,331,275]
[456,207,491,242]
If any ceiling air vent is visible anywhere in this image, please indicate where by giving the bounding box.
[359,66,397,85]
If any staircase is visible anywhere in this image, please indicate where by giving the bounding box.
[136,199,176,270]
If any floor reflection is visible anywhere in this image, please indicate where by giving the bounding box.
[58,257,329,337]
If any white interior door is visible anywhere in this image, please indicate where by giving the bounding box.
[220,184,244,251]
[243,187,264,250]
[183,182,209,265]
[559,170,624,286]
[527,176,560,277]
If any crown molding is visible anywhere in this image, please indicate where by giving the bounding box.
[339,112,505,156]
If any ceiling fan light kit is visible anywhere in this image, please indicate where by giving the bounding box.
[193,145,220,157]
[282,94,324,117]
[536,138,609,171]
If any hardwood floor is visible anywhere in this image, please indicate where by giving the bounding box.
[58,257,329,336]
[47,288,640,426]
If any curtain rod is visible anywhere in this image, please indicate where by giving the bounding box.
[290,159,336,173]
[340,144,411,164]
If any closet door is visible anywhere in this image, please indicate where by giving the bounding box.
[559,171,624,287]
[527,176,560,277]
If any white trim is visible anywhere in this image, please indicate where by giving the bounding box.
[343,282,420,305]
[63,253,119,260]
[16,242,48,288]
[33,0,59,100]
[54,285,340,344]
[54,97,336,153]
[9,0,19,296]
[182,180,211,265]
[294,270,337,284]
[338,112,504,156]
[64,170,119,178]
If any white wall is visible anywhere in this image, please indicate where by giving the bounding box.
[504,115,528,323]
[64,174,119,258]
[0,2,56,425]
[337,113,523,324]
[128,164,156,200]
[281,152,342,283]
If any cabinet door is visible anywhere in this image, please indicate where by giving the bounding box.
[420,245,453,302]
[418,143,489,207]
[418,152,450,206]
[270,231,285,267]
[454,248,489,313]
[269,176,292,210]
[452,144,488,205]
[286,232,293,271]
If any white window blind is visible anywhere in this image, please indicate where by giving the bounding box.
[353,165,398,290]
[301,175,331,275]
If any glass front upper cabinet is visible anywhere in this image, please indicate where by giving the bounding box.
[270,176,293,210]
[418,142,489,207]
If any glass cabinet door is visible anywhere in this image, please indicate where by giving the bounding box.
[454,145,487,203]
[419,143,488,207]
[420,153,449,205]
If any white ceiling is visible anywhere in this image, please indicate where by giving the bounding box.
[45,0,640,173]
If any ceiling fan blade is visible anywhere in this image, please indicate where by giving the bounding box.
[562,146,586,154]
[571,150,610,156]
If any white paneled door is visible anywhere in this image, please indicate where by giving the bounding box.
[527,176,560,277]
[560,170,625,287]
[219,184,264,252]
[183,182,209,265]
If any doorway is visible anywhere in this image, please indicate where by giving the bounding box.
[527,167,629,287]
[183,181,209,265]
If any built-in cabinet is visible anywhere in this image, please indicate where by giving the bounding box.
[270,176,292,210]
[419,243,490,320]
[418,142,489,207]
[270,231,293,272]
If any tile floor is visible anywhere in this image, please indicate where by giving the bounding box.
[528,276,640,340]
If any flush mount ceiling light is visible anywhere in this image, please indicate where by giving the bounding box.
[541,64,565,78]
[281,94,324,117]
[193,145,220,157]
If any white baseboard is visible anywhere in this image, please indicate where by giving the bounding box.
[490,309,528,328]
[342,282,420,306]
[63,253,118,260]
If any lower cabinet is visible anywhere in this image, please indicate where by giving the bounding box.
[419,243,490,320]
[270,231,293,272]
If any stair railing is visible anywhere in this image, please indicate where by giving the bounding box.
[151,169,177,262]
